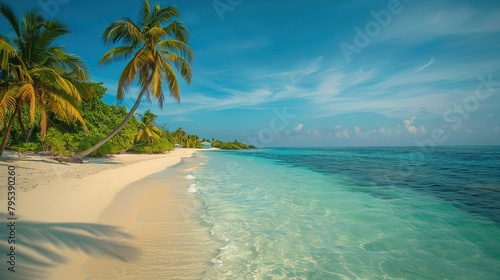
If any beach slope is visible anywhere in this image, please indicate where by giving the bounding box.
[0,149,199,279]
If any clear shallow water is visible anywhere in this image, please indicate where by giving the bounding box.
[191,147,500,279]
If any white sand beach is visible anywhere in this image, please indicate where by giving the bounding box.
[0,149,214,279]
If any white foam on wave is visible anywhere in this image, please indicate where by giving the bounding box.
[219,245,231,251]
[186,174,196,180]
[211,258,223,265]
[187,184,197,193]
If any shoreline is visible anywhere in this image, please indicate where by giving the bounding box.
[0,148,210,279]
[82,153,217,279]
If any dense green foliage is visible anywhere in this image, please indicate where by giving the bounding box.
[211,139,252,150]
[130,138,173,154]
[129,109,173,154]
[135,110,165,143]
[0,3,93,157]
[38,83,139,156]
[1,82,255,156]
[172,127,202,148]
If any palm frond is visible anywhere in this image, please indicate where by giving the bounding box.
[157,52,192,86]
[44,92,86,130]
[158,55,180,102]
[38,20,70,49]
[19,11,50,66]
[99,46,136,66]
[18,83,36,123]
[115,49,152,100]
[69,80,93,101]
[145,26,167,42]
[150,60,164,108]
[30,67,82,102]
[163,21,189,43]
[137,0,151,28]
[0,37,17,70]
[103,18,143,46]
[0,89,17,129]
[48,47,90,80]
[0,3,20,37]
[135,129,144,142]
[157,39,194,62]
[151,126,164,137]
[154,5,180,22]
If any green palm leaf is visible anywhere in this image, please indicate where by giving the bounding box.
[73,0,194,159]
[1,3,92,153]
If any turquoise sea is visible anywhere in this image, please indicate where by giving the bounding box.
[187,146,500,279]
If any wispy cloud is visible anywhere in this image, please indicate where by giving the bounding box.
[415,57,435,73]
[172,116,192,122]
[383,4,500,41]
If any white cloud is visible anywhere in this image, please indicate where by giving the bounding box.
[294,124,304,132]
[354,126,361,134]
[407,126,417,134]
[403,117,426,134]
[335,130,349,139]
[404,117,416,133]
[403,117,416,127]
[307,129,320,137]
[334,125,343,130]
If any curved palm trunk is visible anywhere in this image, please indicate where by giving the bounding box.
[17,109,28,140]
[70,91,145,161]
[0,102,19,157]
[26,125,35,142]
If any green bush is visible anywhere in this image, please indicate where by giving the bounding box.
[43,128,70,156]
[10,142,43,153]
[130,138,174,154]
[38,83,139,157]
[212,140,249,150]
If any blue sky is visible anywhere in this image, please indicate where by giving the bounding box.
[2,0,500,147]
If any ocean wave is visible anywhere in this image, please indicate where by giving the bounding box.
[187,184,197,193]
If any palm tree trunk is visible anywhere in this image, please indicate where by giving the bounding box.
[0,103,20,157]
[17,108,28,141]
[70,91,146,161]
[26,125,35,142]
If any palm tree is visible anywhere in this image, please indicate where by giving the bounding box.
[0,4,91,157]
[72,0,193,160]
[0,37,22,155]
[0,36,20,131]
[187,134,201,148]
[173,127,187,145]
[135,109,164,143]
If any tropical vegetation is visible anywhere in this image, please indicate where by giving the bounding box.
[0,3,92,157]
[0,1,254,159]
[71,0,194,160]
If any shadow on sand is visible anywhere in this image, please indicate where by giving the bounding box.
[0,213,139,279]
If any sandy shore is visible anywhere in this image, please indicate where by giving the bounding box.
[0,149,212,279]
